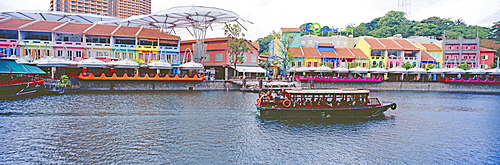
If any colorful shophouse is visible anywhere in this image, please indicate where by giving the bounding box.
[479,47,497,69]
[83,24,115,60]
[0,18,181,64]
[52,22,91,61]
[416,43,442,69]
[19,20,66,61]
[355,38,420,68]
[0,18,23,57]
[316,43,337,67]
[441,36,494,69]
[112,25,138,61]
[180,37,260,79]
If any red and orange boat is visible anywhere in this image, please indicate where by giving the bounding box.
[78,73,204,81]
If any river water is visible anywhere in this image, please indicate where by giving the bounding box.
[0,91,499,164]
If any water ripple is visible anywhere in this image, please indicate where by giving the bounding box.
[0,91,499,164]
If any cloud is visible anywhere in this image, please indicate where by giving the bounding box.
[0,0,498,41]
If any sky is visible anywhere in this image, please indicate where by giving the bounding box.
[0,0,498,41]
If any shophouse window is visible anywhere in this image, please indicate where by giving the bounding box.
[371,50,384,56]
[75,51,82,57]
[204,53,210,62]
[481,55,488,60]
[215,53,223,62]
[57,50,64,57]
[251,54,256,63]
[242,54,247,62]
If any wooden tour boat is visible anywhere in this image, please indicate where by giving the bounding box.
[1,58,46,97]
[255,88,397,119]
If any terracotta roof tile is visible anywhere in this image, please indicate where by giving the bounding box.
[364,38,419,50]
[479,47,497,52]
[421,51,435,61]
[54,22,92,34]
[251,42,260,50]
[319,51,336,58]
[137,28,180,40]
[334,48,368,59]
[21,20,66,31]
[0,19,34,30]
[318,43,334,47]
[281,28,301,32]
[289,47,303,57]
[85,24,119,35]
[420,43,441,51]
[350,48,369,59]
[334,48,354,58]
[113,26,140,36]
[302,47,320,57]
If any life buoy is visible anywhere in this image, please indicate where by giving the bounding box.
[282,99,292,107]
[390,103,397,110]
[256,98,262,106]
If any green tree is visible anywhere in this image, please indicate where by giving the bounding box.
[371,11,410,38]
[490,21,500,38]
[271,30,294,76]
[402,62,415,69]
[224,24,252,78]
[457,63,471,70]
[425,64,435,70]
[256,34,273,55]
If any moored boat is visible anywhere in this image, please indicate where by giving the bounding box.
[255,88,396,119]
[0,58,46,97]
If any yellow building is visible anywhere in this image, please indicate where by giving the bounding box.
[416,43,443,68]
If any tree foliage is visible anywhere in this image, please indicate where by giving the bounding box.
[256,34,273,55]
[271,30,294,76]
[349,11,492,39]
[224,24,252,77]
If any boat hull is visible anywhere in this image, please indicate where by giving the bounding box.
[0,80,44,98]
[256,103,396,119]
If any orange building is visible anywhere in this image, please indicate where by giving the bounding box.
[49,0,151,18]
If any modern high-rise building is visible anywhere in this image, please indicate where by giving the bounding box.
[49,0,151,18]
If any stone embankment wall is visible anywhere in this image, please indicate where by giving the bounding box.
[73,79,500,93]
[308,82,500,93]
[74,80,240,91]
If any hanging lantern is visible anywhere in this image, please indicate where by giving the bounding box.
[82,67,88,73]
[110,68,115,73]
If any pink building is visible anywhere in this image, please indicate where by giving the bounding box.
[52,22,92,61]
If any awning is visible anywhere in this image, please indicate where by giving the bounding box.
[0,59,46,74]
[21,64,46,74]
[231,66,266,73]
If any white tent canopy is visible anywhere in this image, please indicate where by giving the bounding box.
[231,66,266,73]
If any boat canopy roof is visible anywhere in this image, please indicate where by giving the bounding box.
[0,58,46,74]
[286,89,370,95]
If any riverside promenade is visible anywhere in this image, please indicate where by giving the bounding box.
[73,79,500,93]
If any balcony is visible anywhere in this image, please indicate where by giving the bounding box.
[159,46,179,52]
[53,41,84,47]
[137,45,158,50]
[21,40,51,46]
[113,44,136,50]
[86,42,111,48]
[0,39,18,46]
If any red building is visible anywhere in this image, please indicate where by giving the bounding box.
[479,47,497,69]
[180,37,261,79]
